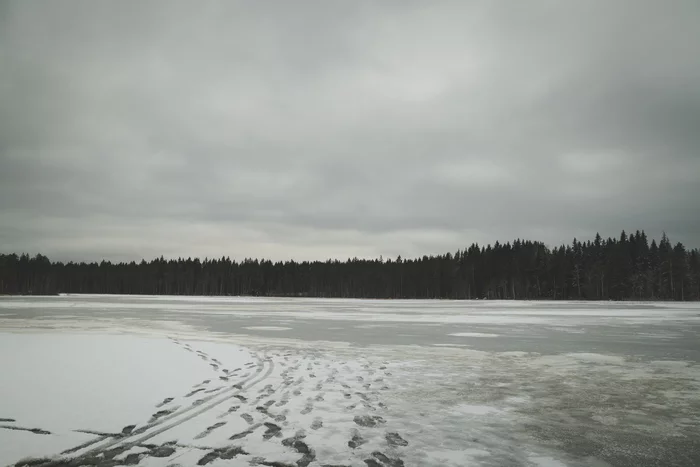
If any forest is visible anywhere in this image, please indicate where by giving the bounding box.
[1,230,698,300]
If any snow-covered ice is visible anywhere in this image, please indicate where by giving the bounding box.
[1,296,700,467]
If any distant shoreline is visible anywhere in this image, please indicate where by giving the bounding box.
[0,293,694,302]
[2,230,699,300]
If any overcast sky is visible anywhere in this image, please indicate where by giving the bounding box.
[1,1,699,262]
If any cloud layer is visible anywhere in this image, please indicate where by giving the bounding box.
[1,1,699,261]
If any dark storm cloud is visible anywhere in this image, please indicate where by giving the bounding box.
[1,1,699,262]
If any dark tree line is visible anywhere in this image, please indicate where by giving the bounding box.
[1,230,699,300]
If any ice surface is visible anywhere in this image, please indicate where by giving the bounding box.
[1,296,700,467]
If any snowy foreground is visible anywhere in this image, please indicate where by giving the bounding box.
[1,297,699,467]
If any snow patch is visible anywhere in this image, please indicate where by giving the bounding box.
[448,332,499,337]
[529,456,568,467]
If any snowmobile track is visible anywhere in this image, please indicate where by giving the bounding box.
[67,350,273,459]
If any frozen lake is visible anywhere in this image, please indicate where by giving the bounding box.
[1,296,699,466]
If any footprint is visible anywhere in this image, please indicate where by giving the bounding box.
[121,425,136,436]
[234,395,247,402]
[149,408,176,423]
[311,418,323,430]
[217,406,240,418]
[314,393,325,402]
[156,397,174,408]
[240,413,254,425]
[348,432,367,449]
[371,451,404,467]
[276,394,290,407]
[122,453,143,465]
[197,447,248,466]
[301,403,313,415]
[149,444,177,458]
[281,434,316,467]
[386,432,408,447]
[353,415,385,428]
[262,422,282,440]
[186,388,205,397]
[195,421,227,439]
[230,428,254,440]
[192,399,205,406]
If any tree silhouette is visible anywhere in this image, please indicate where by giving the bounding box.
[1,231,698,300]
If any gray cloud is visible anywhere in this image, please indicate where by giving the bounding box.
[1,1,699,262]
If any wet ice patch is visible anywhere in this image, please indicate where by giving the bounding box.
[564,353,625,365]
[454,404,501,416]
[592,414,619,426]
[425,448,491,465]
[649,360,690,368]
[548,326,586,334]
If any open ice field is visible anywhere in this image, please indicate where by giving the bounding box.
[1,296,699,467]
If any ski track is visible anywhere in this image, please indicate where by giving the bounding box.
[10,338,407,467]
